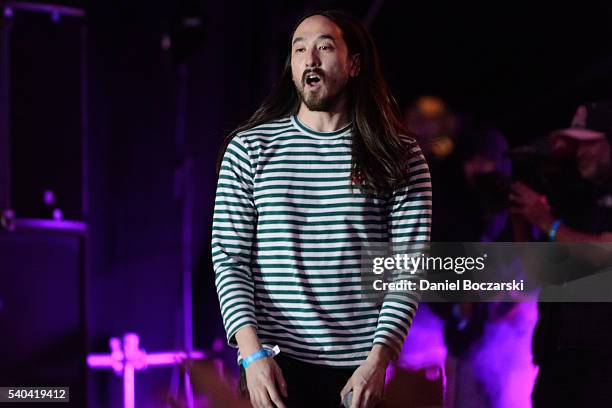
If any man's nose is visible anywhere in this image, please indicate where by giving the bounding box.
[305,48,321,67]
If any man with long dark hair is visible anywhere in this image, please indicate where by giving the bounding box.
[212,10,432,407]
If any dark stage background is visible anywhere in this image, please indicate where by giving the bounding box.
[1,0,612,407]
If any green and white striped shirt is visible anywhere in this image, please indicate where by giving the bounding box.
[212,115,432,367]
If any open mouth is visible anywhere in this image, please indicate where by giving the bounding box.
[304,73,322,86]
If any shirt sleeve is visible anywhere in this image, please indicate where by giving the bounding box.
[211,134,258,348]
[373,139,432,358]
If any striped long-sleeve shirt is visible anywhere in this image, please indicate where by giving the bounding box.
[212,115,432,367]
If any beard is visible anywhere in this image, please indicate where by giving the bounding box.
[302,89,333,111]
[294,69,347,112]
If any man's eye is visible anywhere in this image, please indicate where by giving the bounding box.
[295,48,305,53]
[319,45,333,51]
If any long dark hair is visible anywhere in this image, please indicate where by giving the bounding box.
[216,10,415,195]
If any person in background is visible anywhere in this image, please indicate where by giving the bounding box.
[430,129,535,407]
[510,100,612,407]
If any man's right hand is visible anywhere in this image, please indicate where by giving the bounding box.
[245,356,288,408]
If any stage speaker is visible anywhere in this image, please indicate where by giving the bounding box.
[0,227,86,406]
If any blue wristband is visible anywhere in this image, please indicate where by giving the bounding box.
[549,219,561,241]
[241,349,273,369]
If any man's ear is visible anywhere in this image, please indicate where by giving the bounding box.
[349,53,361,77]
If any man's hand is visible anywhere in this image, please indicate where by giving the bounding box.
[236,327,287,408]
[340,345,392,408]
[245,356,288,408]
[509,181,554,231]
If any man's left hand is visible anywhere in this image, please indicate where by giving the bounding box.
[340,345,391,408]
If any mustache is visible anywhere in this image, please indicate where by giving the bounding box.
[302,68,325,84]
